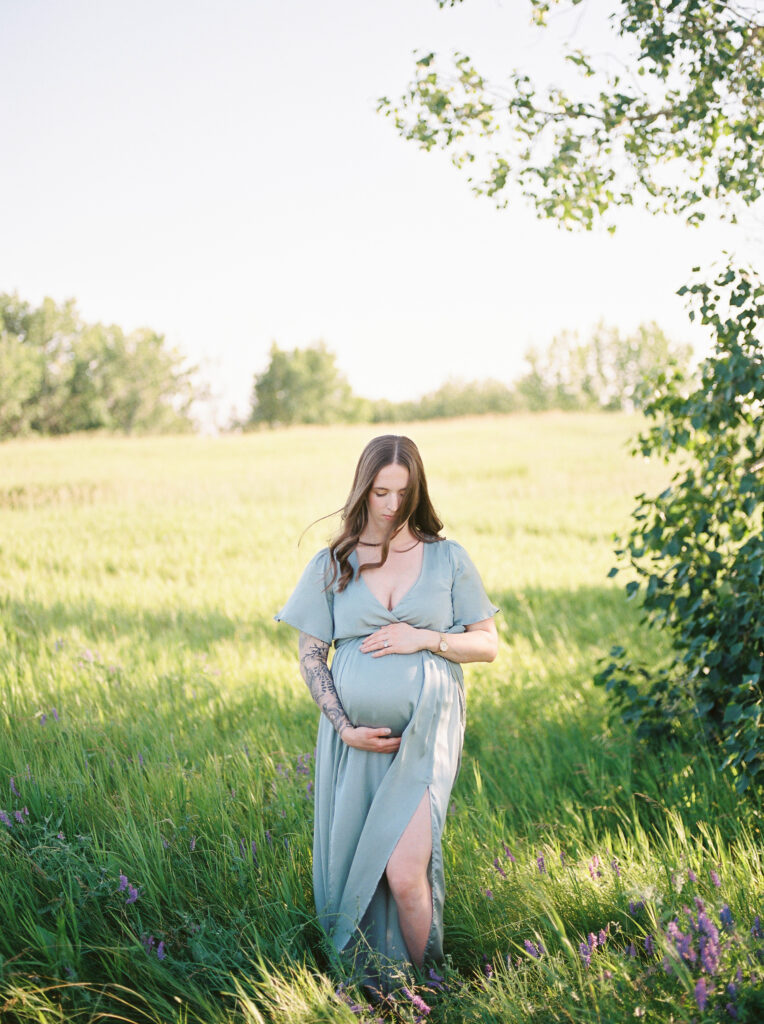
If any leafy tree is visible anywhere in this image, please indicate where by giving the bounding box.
[379,0,764,230]
[595,261,763,792]
[515,321,694,411]
[0,293,196,438]
[248,342,361,427]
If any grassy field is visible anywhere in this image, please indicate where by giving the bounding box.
[0,414,762,1023]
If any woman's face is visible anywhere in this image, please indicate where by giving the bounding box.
[366,462,409,534]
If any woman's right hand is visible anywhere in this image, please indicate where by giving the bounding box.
[340,725,401,753]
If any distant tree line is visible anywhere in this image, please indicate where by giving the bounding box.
[0,293,197,438]
[246,324,693,427]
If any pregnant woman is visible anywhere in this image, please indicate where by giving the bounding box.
[275,435,498,990]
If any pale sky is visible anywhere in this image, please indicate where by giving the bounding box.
[2,0,760,426]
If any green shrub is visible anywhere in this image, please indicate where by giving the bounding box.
[596,261,764,792]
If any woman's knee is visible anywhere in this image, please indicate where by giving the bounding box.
[386,860,428,906]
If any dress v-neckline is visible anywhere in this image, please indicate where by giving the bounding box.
[352,541,427,614]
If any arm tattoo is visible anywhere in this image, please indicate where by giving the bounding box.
[298,633,353,738]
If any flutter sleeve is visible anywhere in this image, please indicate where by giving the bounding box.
[274,548,335,644]
[447,540,499,629]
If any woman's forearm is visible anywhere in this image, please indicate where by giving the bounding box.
[420,625,498,664]
[298,633,354,736]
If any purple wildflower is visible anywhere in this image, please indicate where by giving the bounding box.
[710,869,721,888]
[720,904,734,931]
[239,838,247,859]
[524,939,544,958]
[502,843,516,863]
[9,777,19,798]
[726,1002,738,1019]
[190,836,197,852]
[40,713,47,726]
[698,911,720,975]
[13,810,24,824]
[401,987,431,1015]
[611,857,621,877]
[428,967,445,991]
[695,895,706,914]
[752,915,762,939]
[57,831,64,839]
[667,920,696,963]
[536,852,546,873]
[589,854,602,879]
[138,753,144,768]
[125,885,138,904]
[588,932,598,951]
[482,957,493,980]
[629,900,644,915]
[579,941,592,968]
[251,840,258,865]
[560,851,566,867]
[598,928,608,946]
[627,942,637,958]
[156,940,166,961]
[118,873,128,891]
[493,857,507,879]
[688,868,697,882]
[0,811,11,828]
[265,829,273,845]
[644,934,654,955]
[162,836,169,849]
[305,781,313,798]
[695,976,709,1011]
[485,888,494,899]
[142,934,156,952]
[52,707,59,721]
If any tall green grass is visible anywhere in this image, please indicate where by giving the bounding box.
[0,415,761,1023]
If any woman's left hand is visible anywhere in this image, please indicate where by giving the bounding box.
[360,623,431,657]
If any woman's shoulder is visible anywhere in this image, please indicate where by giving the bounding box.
[432,537,482,574]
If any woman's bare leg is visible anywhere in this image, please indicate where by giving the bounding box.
[385,788,433,967]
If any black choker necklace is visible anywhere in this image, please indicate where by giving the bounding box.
[358,538,421,553]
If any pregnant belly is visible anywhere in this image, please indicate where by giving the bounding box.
[331,642,423,738]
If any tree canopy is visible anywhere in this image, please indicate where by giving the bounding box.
[379,0,764,230]
[248,342,362,427]
[0,294,197,439]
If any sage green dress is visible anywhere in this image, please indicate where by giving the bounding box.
[275,538,498,983]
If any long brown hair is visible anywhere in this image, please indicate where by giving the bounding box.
[328,435,443,592]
